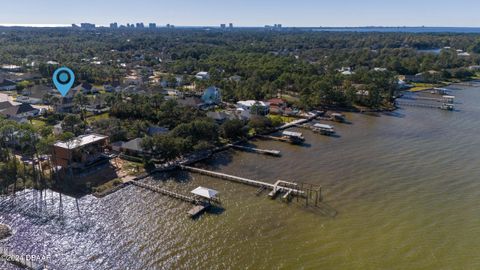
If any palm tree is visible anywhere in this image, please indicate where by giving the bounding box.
[73,94,89,124]
[49,95,61,113]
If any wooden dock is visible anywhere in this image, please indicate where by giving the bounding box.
[277,118,311,130]
[400,96,453,103]
[128,181,199,204]
[228,144,281,156]
[257,134,293,143]
[0,246,44,270]
[188,205,209,217]
[396,101,454,110]
[180,165,306,198]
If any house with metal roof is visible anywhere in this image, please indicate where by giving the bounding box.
[0,103,39,122]
[53,134,109,171]
[0,79,17,91]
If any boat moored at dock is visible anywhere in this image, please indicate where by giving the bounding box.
[281,131,305,144]
[330,113,346,122]
[312,123,335,135]
[441,103,455,110]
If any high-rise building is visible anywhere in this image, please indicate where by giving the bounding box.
[80,23,96,29]
[229,23,233,28]
[136,23,145,28]
[110,22,118,29]
[149,23,157,29]
[220,24,226,29]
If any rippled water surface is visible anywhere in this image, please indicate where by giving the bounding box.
[2,84,480,270]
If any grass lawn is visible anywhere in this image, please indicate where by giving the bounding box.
[92,178,123,194]
[281,94,300,103]
[31,119,47,129]
[409,83,436,92]
[86,113,109,124]
[268,114,295,124]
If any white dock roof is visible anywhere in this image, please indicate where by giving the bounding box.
[191,186,218,199]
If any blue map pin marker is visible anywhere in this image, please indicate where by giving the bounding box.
[53,67,75,97]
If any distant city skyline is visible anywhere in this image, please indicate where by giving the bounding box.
[1,0,480,27]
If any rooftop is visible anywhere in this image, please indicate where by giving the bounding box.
[121,138,144,152]
[54,134,108,150]
[0,103,38,116]
[237,100,268,107]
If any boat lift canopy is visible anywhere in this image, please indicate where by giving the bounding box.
[191,186,219,199]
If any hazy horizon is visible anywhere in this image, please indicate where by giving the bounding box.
[2,24,480,29]
[1,0,480,27]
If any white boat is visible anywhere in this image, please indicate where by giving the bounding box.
[312,123,335,135]
[330,113,346,122]
[281,131,305,143]
[440,103,454,111]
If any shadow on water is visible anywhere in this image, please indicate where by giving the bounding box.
[299,142,312,148]
[286,199,338,218]
[328,134,342,139]
[202,150,235,170]
[207,205,225,215]
[190,205,225,220]
[158,170,191,183]
[382,111,406,118]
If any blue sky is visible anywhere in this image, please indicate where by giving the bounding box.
[1,0,480,27]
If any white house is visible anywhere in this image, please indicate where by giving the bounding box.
[337,67,355,75]
[16,95,43,105]
[195,71,210,80]
[1,65,22,72]
[236,100,269,116]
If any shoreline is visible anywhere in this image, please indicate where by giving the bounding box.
[5,80,477,199]
[0,223,13,241]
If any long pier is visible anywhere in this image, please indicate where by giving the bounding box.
[0,246,44,270]
[228,144,281,156]
[399,96,453,103]
[180,165,306,197]
[128,181,199,204]
[257,134,292,143]
[277,118,311,130]
[396,101,454,110]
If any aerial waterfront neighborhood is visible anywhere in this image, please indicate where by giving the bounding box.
[2,0,480,268]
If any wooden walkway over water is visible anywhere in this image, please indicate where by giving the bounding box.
[396,101,454,110]
[180,165,306,198]
[257,134,293,143]
[400,96,453,103]
[128,181,199,204]
[228,144,281,156]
